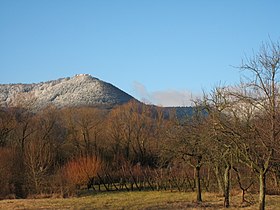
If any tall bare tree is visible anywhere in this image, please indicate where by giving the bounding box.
[205,41,280,210]
[203,87,236,208]
[0,108,16,147]
[107,101,162,166]
[235,41,280,210]
[62,107,105,157]
[163,106,208,203]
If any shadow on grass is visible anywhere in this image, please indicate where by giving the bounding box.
[146,201,255,210]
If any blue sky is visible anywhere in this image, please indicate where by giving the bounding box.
[1,0,280,106]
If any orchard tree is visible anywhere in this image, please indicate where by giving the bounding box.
[205,40,280,210]
[163,106,208,203]
[203,87,236,208]
[235,40,280,210]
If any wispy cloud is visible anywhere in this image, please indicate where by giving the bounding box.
[132,81,200,107]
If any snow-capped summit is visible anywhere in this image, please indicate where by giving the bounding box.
[0,74,134,110]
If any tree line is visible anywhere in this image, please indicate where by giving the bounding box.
[0,40,280,210]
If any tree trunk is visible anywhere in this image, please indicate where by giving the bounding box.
[195,165,202,202]
[214,165,224,195]
[273,171,278,187]
[259,171,266,210]
[224,164,231,208]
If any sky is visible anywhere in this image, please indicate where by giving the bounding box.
[1,0,280,106]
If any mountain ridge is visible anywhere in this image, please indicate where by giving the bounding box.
[0,74,134,110]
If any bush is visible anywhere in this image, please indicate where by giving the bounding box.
[62,156,103,190]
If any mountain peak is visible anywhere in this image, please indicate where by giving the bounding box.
[0,75,134,110]
[73,73,97,80]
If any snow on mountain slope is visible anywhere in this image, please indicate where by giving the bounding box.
[0,74,134,110]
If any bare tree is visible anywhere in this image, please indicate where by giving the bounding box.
[11,109,35,153]
[23,107,61,194]
[203,87,236,208]
[0,108,16,147]
[107,102,134,161]
[205,40,280,210]
[235,41,280,210]
[107,101,162,166]
[62,107,105,157]
[24,138,54,194]
[163,106,208,203]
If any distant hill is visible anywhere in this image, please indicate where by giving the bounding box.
[162,106,195,120]
[0,74,134,110]
[0,74,195,119]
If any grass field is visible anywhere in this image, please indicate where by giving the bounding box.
[0,191,279,210]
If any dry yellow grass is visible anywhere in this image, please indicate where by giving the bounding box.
[0,191,279,209]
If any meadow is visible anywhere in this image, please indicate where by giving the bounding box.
[0,191,280,210]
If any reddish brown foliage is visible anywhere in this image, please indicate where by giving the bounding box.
[62,155,102,187]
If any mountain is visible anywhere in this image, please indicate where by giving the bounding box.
[0,74,134,110]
